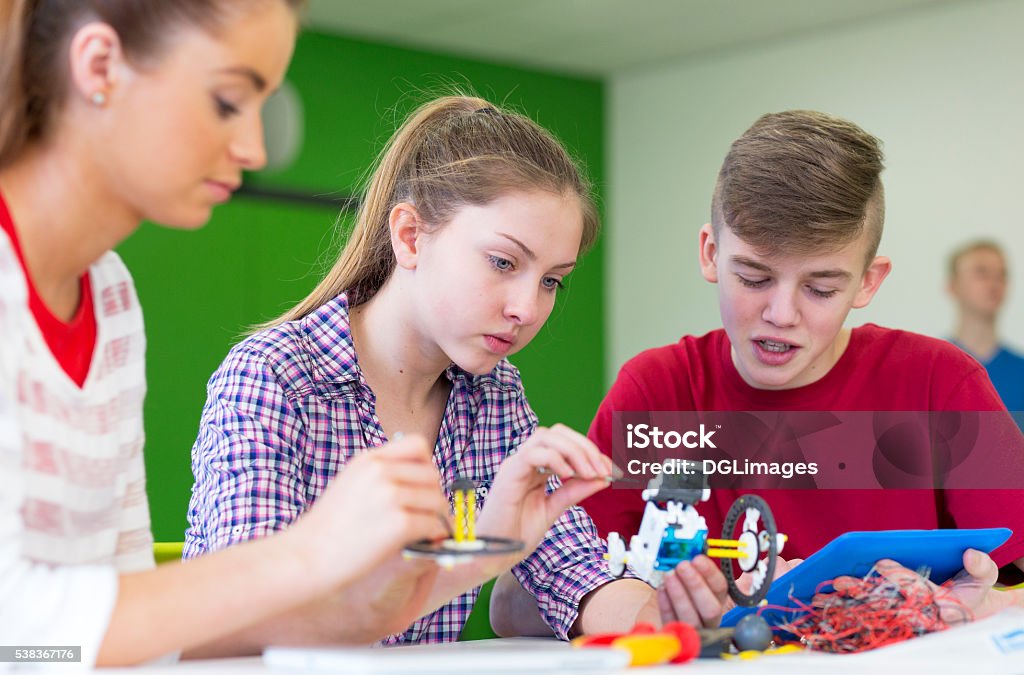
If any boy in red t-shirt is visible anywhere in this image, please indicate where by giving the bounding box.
[581,110,1024,627]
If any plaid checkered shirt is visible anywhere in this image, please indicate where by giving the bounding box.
[184,293,625,643]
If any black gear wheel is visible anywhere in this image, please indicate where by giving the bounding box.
[720,494,778,607]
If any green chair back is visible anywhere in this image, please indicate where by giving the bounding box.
[153,541,184,565]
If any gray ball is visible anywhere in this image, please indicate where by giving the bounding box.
[733,614,773,652]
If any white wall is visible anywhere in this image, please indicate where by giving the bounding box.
[607,0,1024,378]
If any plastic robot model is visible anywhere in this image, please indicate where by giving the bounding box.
[606,466,786,607]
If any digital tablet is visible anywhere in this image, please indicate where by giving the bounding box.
[721,527,1012,627]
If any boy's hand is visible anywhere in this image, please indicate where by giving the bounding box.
[656,555,729,628]
[851,551,1024,623]
[722,556,804,614]
[475,424,614,563]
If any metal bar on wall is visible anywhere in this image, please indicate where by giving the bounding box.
[236,184,360,212]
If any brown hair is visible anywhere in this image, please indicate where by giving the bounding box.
[948,239,1005,279]
[0,0,304,169]
[711,110,885,264]
[265,95,600,326]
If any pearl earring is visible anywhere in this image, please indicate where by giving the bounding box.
[90,91,107,106]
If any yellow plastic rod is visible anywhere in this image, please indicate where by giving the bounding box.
[453,489,466,542]
[706,539,747,548]
[706,549,747,559]
[466,490,476,541]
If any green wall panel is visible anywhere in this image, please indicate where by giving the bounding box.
[117,30,605,542]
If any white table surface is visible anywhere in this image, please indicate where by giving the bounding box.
[103,608,1024,675]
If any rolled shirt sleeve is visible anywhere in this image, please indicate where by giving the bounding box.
[506,398,641,640]
[185,343,310,557]
[511,504,636,640]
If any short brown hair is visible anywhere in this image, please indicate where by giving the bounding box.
[948,239,1005,279]
[711,110,885,264]
[0,0,304,169]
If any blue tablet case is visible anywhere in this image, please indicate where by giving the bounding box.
[720,528,1012,628]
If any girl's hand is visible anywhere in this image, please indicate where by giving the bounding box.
[293,434,449,586]
[475,424,614,562]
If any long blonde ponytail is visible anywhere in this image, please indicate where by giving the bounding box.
[264,95,600,328]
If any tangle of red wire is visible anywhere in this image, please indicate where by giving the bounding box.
[761,565,973,654]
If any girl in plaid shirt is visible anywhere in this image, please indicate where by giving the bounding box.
[0,0,456,666]
[186,95,717,651]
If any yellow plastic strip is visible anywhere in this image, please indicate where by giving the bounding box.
[706,549,746,559]
[453,489,465,542]
[707,539,747,548]
[466,490,476,541]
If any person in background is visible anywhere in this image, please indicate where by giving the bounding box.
[948,240,1024,415]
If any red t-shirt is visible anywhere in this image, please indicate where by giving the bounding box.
[583,326,1024,568]
[0,191,96,387]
